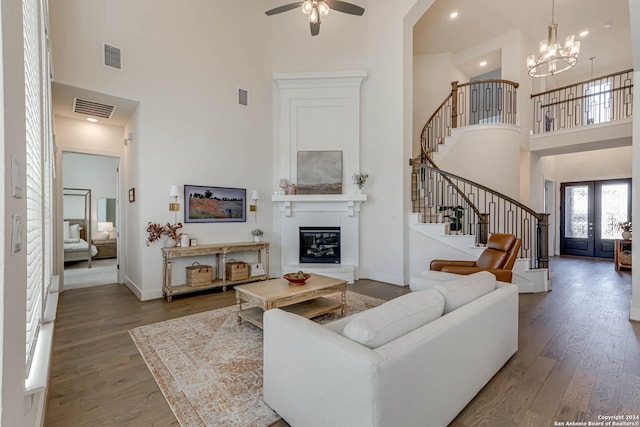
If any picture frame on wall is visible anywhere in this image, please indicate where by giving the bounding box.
[184,185,246,223]
[297,150,343,195]
[128,187,135,203]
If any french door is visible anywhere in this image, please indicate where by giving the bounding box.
[560,179,631,258]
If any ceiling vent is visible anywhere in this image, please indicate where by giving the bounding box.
[73,98,116,119]
[103,43,122,70]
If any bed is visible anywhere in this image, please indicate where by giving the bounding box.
[63,188,96,268]
[63,219,98,266]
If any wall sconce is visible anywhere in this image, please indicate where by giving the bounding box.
[250,190,259,222]
[169,185,180,223]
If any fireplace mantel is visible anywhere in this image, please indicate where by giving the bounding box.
[272,194,366,283]
[272,194,367,217]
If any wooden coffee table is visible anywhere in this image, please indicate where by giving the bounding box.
[234,273,347,329]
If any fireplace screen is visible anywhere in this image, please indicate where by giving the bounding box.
[299,227,341,264]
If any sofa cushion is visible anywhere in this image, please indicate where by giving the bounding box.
[342,289,445,349]
[433,271,496,313]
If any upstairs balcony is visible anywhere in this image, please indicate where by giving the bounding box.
[530,69,634,156]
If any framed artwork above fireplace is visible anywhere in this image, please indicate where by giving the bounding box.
[297,150,342,195]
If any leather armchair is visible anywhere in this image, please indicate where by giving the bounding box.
[430,233,521,282]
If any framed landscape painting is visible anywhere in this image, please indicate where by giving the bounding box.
[184,185,246,223]
[297,150,342,194]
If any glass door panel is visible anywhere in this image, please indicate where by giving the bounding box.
[594,179,631,258]
[561,179,631,259]
[561,182,594,257]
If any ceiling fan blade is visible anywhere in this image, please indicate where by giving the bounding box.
[265,2,303,16]
[324,0,365,16]
[310,20,320,36]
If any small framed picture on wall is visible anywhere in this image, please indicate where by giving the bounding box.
[129,187,136,203]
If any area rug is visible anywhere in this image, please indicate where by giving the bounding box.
[129,291,384,427]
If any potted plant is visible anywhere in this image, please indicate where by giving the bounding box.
[352,172,369,193]
[251,228,264,242]
[439,205,465,234]
[619,221,632,239]
[146,222,183,247]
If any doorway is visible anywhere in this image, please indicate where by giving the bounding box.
[560,179,631,258]
[62,152,120,289]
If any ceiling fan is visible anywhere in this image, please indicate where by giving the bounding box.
[265,0,365,36]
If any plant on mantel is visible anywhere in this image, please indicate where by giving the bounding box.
[352,172,369,190]
[146,222,183,246]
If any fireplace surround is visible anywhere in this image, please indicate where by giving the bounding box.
[272,194,366,283]
[299,227,341,264]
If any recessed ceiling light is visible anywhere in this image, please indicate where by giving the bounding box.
[579,30,589,37]
[480,61,487,67]
[86,118,98,123]
[449,11,458,19]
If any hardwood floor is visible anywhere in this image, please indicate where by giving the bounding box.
[45,257,639,426]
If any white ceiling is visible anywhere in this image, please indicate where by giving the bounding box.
[51,1,632,124]
[52,82,139,127]
[413,0,632,79]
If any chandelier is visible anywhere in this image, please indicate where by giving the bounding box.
[526,0,580,77]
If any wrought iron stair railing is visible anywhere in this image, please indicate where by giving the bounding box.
[420,79,519,158]
[410,158,549,269]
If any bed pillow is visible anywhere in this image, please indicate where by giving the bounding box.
[64,224,82,243]
[342,289,445,349]
[433,271,496,314]
[69,224,81,239]
[63,221,70,240]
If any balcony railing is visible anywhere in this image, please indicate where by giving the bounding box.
[420,79,519,157]
[531,69,633,135]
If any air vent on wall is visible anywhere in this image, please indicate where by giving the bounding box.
[73,98,116,119]
[103,43,122,70]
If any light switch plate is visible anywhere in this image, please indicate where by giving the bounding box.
[12,214,23,254]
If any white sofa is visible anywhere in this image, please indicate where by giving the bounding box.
[263,272,518,427]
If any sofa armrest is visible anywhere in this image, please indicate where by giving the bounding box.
[430,259,476,271]
[439,265,513,282]
[263,309,382,427]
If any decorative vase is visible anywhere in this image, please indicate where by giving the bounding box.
[164,237,177,248]
[622,231,632,240]
[254,236,262,242]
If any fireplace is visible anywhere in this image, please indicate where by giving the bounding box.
[299,227,341,264]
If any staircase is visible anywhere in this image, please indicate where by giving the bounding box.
[410,79,550,293]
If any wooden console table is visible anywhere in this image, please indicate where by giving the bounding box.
[614,239,632,271]
[162,241,270,302]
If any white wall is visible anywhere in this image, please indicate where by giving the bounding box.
[50,0,274,299]
[412,53,467,154]
[627,0,639,321]
[2,0,30,424]
[437,125,522,199]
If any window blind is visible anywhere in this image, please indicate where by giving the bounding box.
[23,0,53,375]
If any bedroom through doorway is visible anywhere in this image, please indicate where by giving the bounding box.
[63,152,120,290]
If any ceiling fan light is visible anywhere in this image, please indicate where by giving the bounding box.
[309,6,319,23]
[301,0,313,14]
[318,1,329,16]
